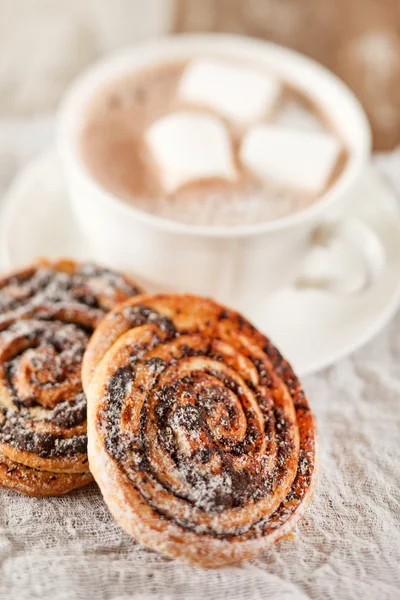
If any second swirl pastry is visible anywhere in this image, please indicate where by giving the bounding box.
[0,259,142,496]
[83,294,317,566]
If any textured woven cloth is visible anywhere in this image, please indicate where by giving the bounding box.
[0,120,399,599]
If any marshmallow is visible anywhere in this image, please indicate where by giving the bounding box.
[240,124,341,195]
[145,111,237,193]
[274,100,325,132]
[179,58,281,125]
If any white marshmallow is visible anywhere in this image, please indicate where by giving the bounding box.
[240,124,341,195]
[145,111,237,193]
[274,100,325,132]
[179,58,281,125]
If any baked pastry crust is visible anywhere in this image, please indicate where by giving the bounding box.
[84,294,317,566]
[0,258,142,495]
[0,450,93,496]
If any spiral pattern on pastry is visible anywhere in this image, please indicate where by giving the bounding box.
[83,294,317,566]
[0,259,142,495]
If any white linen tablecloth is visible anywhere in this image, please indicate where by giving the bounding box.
[0,119,399,600]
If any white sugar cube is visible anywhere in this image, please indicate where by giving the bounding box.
[240,125,341,195]
[179,58,281,125]
[145,111,237,193]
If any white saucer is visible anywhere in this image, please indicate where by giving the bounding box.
[1,151,400,376]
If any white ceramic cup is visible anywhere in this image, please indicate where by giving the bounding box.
[58,34,382,311]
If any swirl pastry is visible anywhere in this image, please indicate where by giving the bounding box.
[0,259,142,496]
[83,294,317,566]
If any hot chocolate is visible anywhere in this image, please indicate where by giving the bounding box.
[79,58,346,226]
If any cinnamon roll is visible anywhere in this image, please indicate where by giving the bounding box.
[83,294,317,566]
[0,259,142,496]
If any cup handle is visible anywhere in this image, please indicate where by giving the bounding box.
[294,217,386,294]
